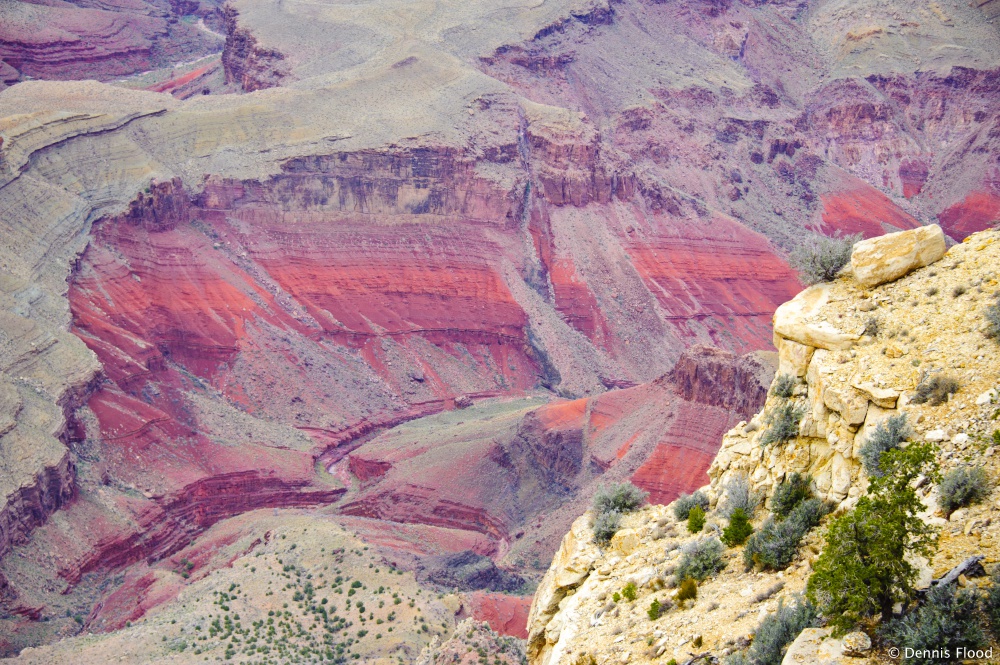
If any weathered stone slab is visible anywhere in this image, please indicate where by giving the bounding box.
[850,225,946,288]
[774,284,859,350]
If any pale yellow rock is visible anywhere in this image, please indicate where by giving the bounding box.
[781,627,850,665]
[850,224,946,288]
[823,385,869,425]
[851,381,899,409]
[777,338,815,378]
[774,285,859,350]
[609,528,641,556]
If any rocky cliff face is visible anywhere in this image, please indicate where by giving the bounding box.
[526,226,1000,665]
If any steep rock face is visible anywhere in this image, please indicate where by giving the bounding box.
[527,228,1000,665]
[220,5,288,91]
[0,0,222,87]
[709,226,1000,508]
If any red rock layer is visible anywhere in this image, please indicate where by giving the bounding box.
[0,0,220,85]
[464,591,532,639]
[819,184,922,238]
[938,188,1000,240]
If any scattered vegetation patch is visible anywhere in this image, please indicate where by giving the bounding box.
[882,583,987,665]
[788,233,861,285]
[938,466,991,515]
[720,473,761,518]
[859,414,910,478]
[911,373,960,406]
[771,374,796,398]
[675,537,726,582]
[863,316,881,338]
[808,443,939,632]
[647,598,669,620]
[770,473,812,520]
[591,482,647,544]
[743,498,828,572]
[760,402,804,445]
[676,578,698,603]
[672,491,709,521]
[621,582,637,602]
[725,598,817,665]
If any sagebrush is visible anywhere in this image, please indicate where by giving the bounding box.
[675,537,726,582]
[859,414,909,478]
[788,233,861,285]
[672,491,709,520]
[771,373,796,398]
[720,473,761,518]
[725,598,817,665]
[761,402,804,445]
[911,373,960,406]
[744,498,827,571]
[882,583,987,665]
[592,482,647,543]
[938,466,990,515]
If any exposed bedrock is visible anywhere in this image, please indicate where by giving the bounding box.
[0,0,223,87]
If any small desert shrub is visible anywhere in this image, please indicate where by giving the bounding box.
[863,316,881,338]
[676,578,698,602]
[592,510,621,544]
[859,414,910,478]
[687,505,706,533]
[720,473,761,518]
[572,655,597,665]
[952,284,968,298]
[938,466,991,515]
[911,373,960,406]
[622,582,637,602]
[675,537,726,582]
[647,598,668,620]
[882,584,987,665]
[592,482,647,543]
[770,473,812,520]
[788,233,861,285]
[726,598,817,665]
[744,499,828,571]
[722,508,754,547]
[771,373,796,398]
[761,402,804,445]
[752,582,785,604]
[926,286,939,297]
[672,491,709,520]
[986,295,1000,342]
[593,482,648,515]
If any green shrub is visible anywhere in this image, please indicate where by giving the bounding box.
[911,373,960,406]
[592,510,621,544]
[744,498,827,571]
[986,294,1000,342]
[807,443,939,632]
[722,508,754,547]
[672,491,709,520]
[622,582,637,602]
[770,473,812,520]
[771,374,796,398]
[938,466,991,515]
[788,233,861,285]
[676,578,697,602]
[612,591,621,603]
[726,598,817,665]
[761,402,804,445]
[882,583,987,665]
[593,482,648,514]
[687,505,706,533]
[675,537,726,582]
[720,473,760,518]
[647,598,667,620]
[859,414,910,478]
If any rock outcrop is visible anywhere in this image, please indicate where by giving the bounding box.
[527,227,1000,665]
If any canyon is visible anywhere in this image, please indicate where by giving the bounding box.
[0,0,998,660]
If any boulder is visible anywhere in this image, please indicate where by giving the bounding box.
[851,382,899,409]
[823,386,869,425]
[850,225,946,288]
[781,628,849,665]
[842,631,872,657]
[774,284,859,351]
[777,338,815,378]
